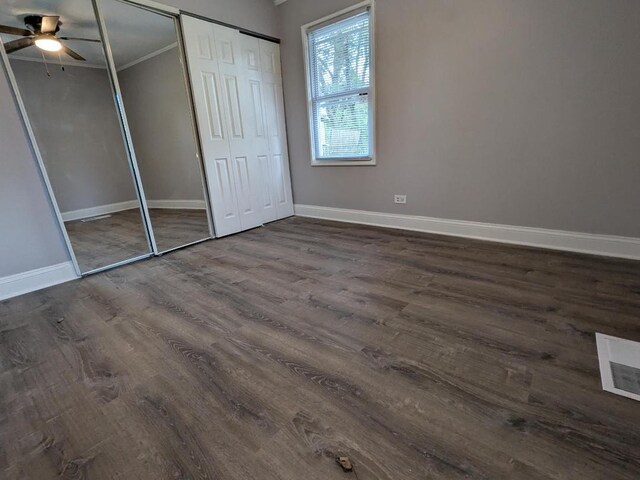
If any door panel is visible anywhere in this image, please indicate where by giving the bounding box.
[234,156,256,215]
[260,40,294,219]
[182,15,241,237]
[250,80,266,139]
[213,25,263,231]
[202,72,224,140]
[224,74,244,139]
[212,157,237,219]
[240,35,281,224]
[259,154,277,222]
[220,40,235,65]
[272,154,287,205]
[196,34,214,60]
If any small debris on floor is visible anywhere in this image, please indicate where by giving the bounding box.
[336,456,353,472]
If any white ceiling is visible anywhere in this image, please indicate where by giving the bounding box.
[0,0,177,68]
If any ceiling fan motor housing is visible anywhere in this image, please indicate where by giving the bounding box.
[24,15,60,34]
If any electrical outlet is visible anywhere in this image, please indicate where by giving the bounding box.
[394,195,407,204]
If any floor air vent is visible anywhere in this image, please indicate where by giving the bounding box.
[596,333,640,401]
[610,362,640,395]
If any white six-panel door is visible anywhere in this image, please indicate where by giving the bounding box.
[259,40,295,220]
[182,15,241,237]
[240,35,278,224]
[182,15,294,237]
[211,25,263,232]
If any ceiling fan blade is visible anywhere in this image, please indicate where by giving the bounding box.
[0,25,32,36]
[59,37,101,43]
[62,44,85,61]
[40,15,60,34]
[4,37,34,54]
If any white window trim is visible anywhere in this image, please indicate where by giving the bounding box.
[301,0,376,167]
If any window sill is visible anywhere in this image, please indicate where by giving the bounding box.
[311,157,376,167]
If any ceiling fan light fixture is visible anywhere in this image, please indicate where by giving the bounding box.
[34,34,62,52]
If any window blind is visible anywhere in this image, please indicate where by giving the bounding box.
[307,9,372,160]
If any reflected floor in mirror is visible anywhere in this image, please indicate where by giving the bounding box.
[148,208,211,252]
[65,209,150,272]
[65,209,210,271]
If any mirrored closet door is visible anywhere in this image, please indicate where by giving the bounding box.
[100,0,212,253]
[0,0,213,275]
[0,0,152,274]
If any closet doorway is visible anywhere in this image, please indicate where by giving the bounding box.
[181,15,294,237]
[1,0,295,275]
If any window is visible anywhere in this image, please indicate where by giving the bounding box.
[303,2,375,165]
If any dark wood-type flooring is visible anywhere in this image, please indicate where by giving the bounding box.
[65,208,210,272]
[2,217,640,479]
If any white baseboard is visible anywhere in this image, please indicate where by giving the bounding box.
[62,200,138,222]
[294,204,640,260]
[0,262,78,301]
[147,200,206,210]
[62,199,206,221]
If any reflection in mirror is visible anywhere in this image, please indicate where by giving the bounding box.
[101,0,212,252]
[0,0,151,273]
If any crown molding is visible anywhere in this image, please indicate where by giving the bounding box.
[8,55,106,70]
[8,42,179,72]
[117,42,178,72]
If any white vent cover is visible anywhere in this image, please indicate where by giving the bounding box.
[596,333,640,402]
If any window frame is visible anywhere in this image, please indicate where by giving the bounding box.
[301,0,376,167]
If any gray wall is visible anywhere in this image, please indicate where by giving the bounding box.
[119,47,204,202]
[0,66,70,276]
[0,0,278,278]
[10,60,138,213]
[176,0,279,38]
[279,0,640,237]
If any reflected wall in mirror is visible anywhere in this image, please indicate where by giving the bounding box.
[0,0,151,273]
[101,0,212,252]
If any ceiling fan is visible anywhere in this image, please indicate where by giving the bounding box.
[0,15,100,61]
